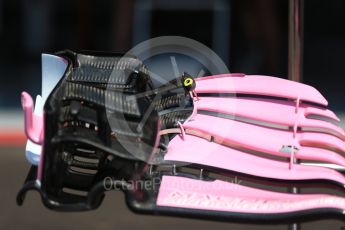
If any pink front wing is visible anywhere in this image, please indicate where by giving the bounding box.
[159,74,345,217]
[195,74,328,106]
[21,92,44,144]
[196,97,343,138]
[164,135,345,186]
[182,114,345,167]
[157,175,345,214]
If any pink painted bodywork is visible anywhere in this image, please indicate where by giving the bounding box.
[157,176,345,214]
[180,114,345,167]
[159,74,345,215]
[196,97,343,138]
[165,135,345,185]
[21,91,45,181]
[195,74,328,106]
[21,92,44,145]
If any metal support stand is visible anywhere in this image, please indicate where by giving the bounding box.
[288,0,304,83]
[288,0,304,229]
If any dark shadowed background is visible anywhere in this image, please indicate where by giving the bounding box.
[1,0,345,229]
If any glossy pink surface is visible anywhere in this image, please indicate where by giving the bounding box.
[196,97,343,137]
[164,74,345,181]
[157,176,345,214]
[181,114,345,167]
[165,135,345,185]
[195,74,328,106]
[21,92,43,145]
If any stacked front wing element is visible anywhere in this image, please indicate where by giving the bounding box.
[17,51,345,221]
[157,74,345,220]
